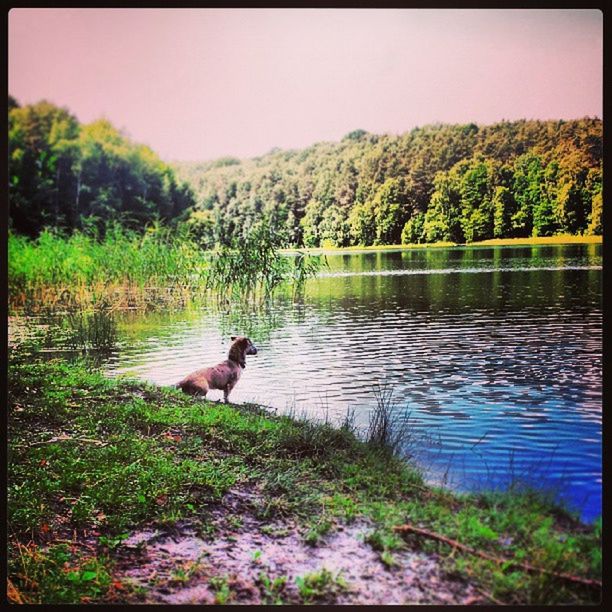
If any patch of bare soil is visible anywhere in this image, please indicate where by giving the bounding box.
[112,486,485,605]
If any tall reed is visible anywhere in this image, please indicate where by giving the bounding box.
[9,221,322,312]
[8,224,209,311]
[206,220,322,302]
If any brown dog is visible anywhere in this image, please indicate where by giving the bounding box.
[176,336,258,402]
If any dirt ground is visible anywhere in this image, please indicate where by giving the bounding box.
[112,486,486,605]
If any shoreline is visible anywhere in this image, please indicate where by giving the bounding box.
[282,235,602,255]
[7,349,601,605]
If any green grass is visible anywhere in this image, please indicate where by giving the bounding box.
[7,346,601,605]
[9,224,322,313]
[9,225,599,313]
[8,225,210,312]
[295,568,348,603]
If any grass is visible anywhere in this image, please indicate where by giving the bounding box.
[10,225,599,313]
[257,571,288,605]
[8,225,210,313]
[295,568,348,603]
[7,345,601,605]
[9,224,322,313]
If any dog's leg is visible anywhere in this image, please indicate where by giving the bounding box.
[224,385,231,403]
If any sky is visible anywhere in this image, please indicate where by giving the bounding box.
[8,8,603,162]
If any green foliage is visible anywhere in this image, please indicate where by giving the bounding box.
[492,186,515,238]
[8,97,602,250]
[257,572,288,605]
[295,568,348,603]
[304,515,334,546]
[587,192,602,235]
[209,576,232,604]
[7,347,601,605]
[8,542,112,604]
[205,216,321,300]
[175,118,601,247]
[8,224,209,310]
[401,211,425,244]
[458,158,496,242]
[8,99,195,237]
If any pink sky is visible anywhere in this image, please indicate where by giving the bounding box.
[8,8,602,162]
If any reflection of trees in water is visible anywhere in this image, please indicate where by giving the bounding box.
[215,296,302,342]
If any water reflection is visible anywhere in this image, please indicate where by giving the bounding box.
[103,244,600,522]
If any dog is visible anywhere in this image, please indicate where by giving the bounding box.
[176,336,258,402]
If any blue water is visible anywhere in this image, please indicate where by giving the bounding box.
[107,244,602,523]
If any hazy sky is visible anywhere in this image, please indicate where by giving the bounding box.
[8,8,602,162]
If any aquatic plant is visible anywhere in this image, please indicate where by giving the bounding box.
[8,224,208,310]
[206,218,322,302]
[365,384,414,457]
[9,219,322,312]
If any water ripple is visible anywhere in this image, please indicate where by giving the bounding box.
[318,265,602,278]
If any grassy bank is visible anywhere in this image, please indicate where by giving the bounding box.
[286,234,602,255]
[7,348,601,605]
[8,226,321,313]
[8,226,209,312]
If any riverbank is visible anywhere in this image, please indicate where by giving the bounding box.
[284,234,602,255]
[7,348,601,605]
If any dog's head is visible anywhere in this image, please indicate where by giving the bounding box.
[229,336,258,366]
[231,336,258,355]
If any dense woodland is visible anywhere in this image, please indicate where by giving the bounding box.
[8,97,195,237]
[9,96,602,247]
[174,119,602,248]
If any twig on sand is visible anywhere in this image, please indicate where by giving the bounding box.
[54,538,97,550]
[393,523,601,590]
[27,435,107,448]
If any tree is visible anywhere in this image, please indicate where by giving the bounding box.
[423,169,464,243]
[554,150,592,234]
[319,205,350,247]
[587,192,602,235]
[492,186,514,238]
[8,100,195,237]
[300,199,326,247]
[532,161,559,236]
[458,158,495,242]
[401,211,425,244]
[348,200,376,246]
[8,100,80,235]
[371,177,412,245]
[511,153,541,237]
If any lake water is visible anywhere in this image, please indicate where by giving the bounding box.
[104,244,602,522]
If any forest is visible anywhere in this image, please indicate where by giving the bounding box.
[9,96,602,248]
[8,96,195,237]
[174,120,602,248]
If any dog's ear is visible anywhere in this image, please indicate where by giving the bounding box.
[231,336,237,341]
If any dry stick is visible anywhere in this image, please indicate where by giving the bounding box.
[393,523,601,590]
[54,538,97,550]
[474,586,505,606]
[28,436,106,448]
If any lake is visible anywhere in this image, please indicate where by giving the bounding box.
[102,244,600,523]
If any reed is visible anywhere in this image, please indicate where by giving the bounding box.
[205,220,322,302]
[9,222,321,312]
[365,384,415,457]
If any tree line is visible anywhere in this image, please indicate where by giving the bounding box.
[8,96,195,237]
[174,119,602,248]
[9,96,602,247]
